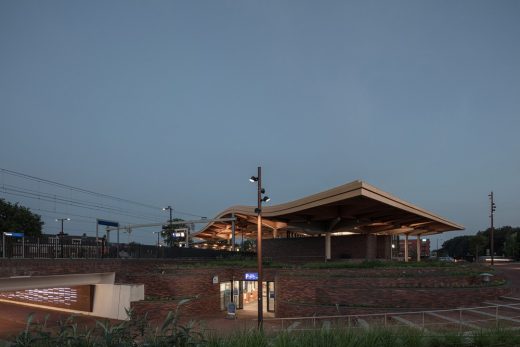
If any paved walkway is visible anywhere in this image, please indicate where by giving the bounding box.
[494,263,520,292]
[0,301,102,340]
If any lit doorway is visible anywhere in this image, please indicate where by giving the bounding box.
[219,280,275,315]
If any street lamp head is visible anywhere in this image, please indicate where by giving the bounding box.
[262,196,270,202]
[261,188,265,194]
[249,176,258,183]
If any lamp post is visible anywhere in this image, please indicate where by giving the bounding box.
[249,167,270,330]
[153,231,161,258]
[489,192,496,265]
[56,218,70,258]
[163,206,173,224]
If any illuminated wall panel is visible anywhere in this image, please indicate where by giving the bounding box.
[0,285,94,312]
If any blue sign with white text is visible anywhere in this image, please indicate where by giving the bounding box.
[4,232,24,238]
[245,272,258,280]
[97,219,119,227]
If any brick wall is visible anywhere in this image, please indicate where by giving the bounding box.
[263,234,391,261]
[274,268,510,317]
[0,259,510,320]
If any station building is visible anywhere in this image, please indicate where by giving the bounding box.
[0,181,473,320]
[196,180,463,262]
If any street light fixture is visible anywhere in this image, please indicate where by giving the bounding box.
[162,205,173,221]
[56,218,70,258]
[249,166,269,330]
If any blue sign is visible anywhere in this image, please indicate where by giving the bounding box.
[4,232,24,238]
[245,272,258,280]
[97,219,119,227]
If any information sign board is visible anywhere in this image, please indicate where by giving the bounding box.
[245,272,258,280]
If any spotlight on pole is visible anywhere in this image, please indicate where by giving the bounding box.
[249,167,270,330]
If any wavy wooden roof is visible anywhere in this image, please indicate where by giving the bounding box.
[195,180,464,242]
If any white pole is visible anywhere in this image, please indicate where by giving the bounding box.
[325,233,331,261]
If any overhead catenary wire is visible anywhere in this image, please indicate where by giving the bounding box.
[0,183,165,221]
[0,168,162,211]
[0,167,207,244]
[0,189,162,222]
[32,207,147,226]
[0,168,207,219]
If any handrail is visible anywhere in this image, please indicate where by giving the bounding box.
[261,302,520,330]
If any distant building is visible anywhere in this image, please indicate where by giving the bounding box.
[398,238,430,258]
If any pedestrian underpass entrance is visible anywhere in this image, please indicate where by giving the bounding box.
[220,280,275,315]
[0,273,144,320]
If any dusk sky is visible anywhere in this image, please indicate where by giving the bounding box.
[1,1,519,246]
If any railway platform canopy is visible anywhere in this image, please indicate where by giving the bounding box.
[194,180,463,259]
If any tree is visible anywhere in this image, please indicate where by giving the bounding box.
[469,234,487,259]
[0,199,43,237]
[440,226,520,261]
[242,239,256,252]
[161,218,188,247]
[504,232,519,259]
[442,235,473,258]
[479,226,520,257]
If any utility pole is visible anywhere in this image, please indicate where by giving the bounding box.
[56,218,70,258]
[163,205,173,245]
[489,192,496,265]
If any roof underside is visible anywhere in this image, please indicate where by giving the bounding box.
[195,180,464,242]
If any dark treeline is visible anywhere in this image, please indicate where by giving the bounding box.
[440,226,520,260]
[0,198,43,237]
